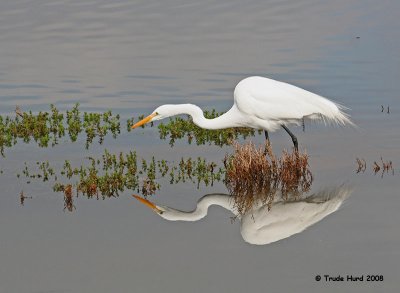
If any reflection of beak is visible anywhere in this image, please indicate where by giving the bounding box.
[131,113,157,129]
[132,194,162,213]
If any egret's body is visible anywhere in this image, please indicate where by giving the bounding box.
[132,76,353,149]
[133,186,351,245]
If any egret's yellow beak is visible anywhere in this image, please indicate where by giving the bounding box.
[132,194,163,213]
[131,113,157,129]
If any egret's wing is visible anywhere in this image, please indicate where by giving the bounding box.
[234,77,351,125]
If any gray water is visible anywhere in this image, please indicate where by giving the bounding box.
[1,0,399,292]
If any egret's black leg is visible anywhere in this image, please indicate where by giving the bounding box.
[281,125,298,151]
[264,130,270,143]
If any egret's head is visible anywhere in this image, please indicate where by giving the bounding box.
[131,105,171,129]
[132,194,176,220]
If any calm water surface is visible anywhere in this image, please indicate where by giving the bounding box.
[0,0,399,292]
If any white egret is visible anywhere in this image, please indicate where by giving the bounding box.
[132,76,353,150]
[133,186,352,245]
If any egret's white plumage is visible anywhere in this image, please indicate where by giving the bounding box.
[132,76,353,145]
[233,76,352,131]
[133,186,352,245]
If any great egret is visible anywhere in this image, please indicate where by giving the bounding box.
[132,76,353,150]
[132,186,352,245]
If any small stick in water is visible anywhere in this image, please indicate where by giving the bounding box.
[15,105,24,118]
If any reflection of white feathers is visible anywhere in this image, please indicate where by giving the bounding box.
[134,186,352,245]
[240,187,352,245]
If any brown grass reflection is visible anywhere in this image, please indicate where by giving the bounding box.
[63,184,76,212]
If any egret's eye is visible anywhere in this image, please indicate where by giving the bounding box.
[159,210,164,215]
[155,112,159,115]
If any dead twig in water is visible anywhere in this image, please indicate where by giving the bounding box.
[19,190,32,206]
[15,105,24,118]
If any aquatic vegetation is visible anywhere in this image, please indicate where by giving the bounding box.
[82,109,120,148]
[52,184,76,212]
[224,141,313,216]
[18,137,316,212]
[355,157,394,177]
[373,157,394,177]
[21,149,225,210]
[373,161,380,173]
[0,104,121,156]
[356,158,367,173]
[65,103,82,141]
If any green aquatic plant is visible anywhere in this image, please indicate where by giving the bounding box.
[38,161,55,182]
[0,104,121,156]
[82,109,120,148]
[66,103,82,142]
[20,148,225,203]
[49,104,65,146]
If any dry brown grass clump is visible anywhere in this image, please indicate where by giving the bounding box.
[224,141,313,216]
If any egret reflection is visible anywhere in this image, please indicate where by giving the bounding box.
[133,185,352,245]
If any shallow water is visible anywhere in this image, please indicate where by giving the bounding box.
[1,0,400,292]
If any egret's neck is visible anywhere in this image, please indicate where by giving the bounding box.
[166,104,244,130]
[163,194,237,221]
